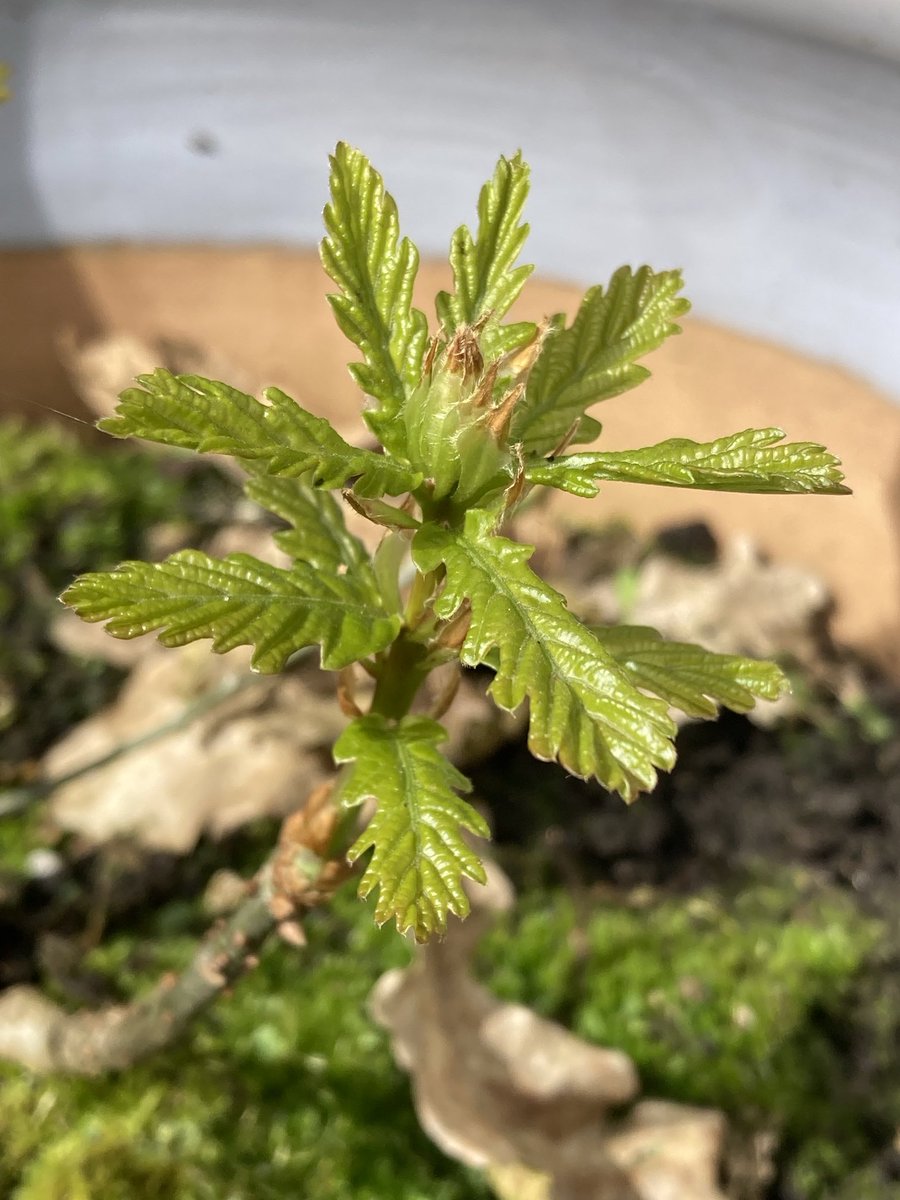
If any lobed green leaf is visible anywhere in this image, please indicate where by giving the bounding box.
[61,550,401,673]
[436,152,535,359]
[512,266,689,456]
[320,142,428,447]
[594,624,788,718]
[245,474,372,575]
[413,511,678,800]
[100,371,419,497]
[526,427,849,497]
[334,715,488,940]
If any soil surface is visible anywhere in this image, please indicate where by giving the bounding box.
[478,701,900,905]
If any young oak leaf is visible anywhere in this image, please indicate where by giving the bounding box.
[100,371,419,497]
[61,550,401,673]
[321,142,428,448]
[593,625,788,719]
[436,152,535,360]
[512,266,689,457]
[525,427,849,497]
[245,474,373,576]
[334,715,489,940]
[413,511,677,801]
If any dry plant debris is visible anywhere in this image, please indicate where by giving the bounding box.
[44,641,338,852]
[574,535,829,667]
[0,783,353,1076]
[41,631,522,853]
[535,529,846,726]
[371,862,726,1200]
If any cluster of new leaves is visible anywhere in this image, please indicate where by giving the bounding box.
[63,142,847,940]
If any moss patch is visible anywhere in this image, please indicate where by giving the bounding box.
[1,865,897,1199]
[0,418,237,767]
[0,890,489,1200]
[1,873,893,1198]
[480,873,890,1197]
[0,810,43,873]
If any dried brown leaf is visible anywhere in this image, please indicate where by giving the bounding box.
[370,862,726,1199]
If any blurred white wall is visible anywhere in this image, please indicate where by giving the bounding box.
[1,0,899,398]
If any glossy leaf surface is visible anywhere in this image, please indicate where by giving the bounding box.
[321,142,428,447]
[100,372,419,497]
[334,715,488,940]
[595,624,788,718]
[512,266,689,456]
[62,550,400,672]
[526,427,849,496]
[436,152,535,359]
[245,474,372,575]
[414,511,678,800]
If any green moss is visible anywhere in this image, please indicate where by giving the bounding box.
[0,890,490,1200]
[0,862,893,1198]
[0,418,237,765]
[790,1143,900,1200]
[578,882,875,1124]
[479,873,886,1197]
[16,1097,188,1200]
[0,809,43,872]
[830,1166,900,1200]
[0,421,167,607]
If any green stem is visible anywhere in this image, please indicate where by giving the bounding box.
[369,633,433,721]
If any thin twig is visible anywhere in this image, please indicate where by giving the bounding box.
[0,866,277,1074]
[0,647,323,818]
[0,783,351,1075]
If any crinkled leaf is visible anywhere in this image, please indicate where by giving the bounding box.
[100,371,419,497]
[526,427,849,496]
[320,142,428,446]
[61,550,400,672]
[334,715,488,940]
[524,458,601,498]
[244,474,372,574]
[413,511,677,800]
[595,624,788,719]
[436,152,535,359]
[512,267,689,456]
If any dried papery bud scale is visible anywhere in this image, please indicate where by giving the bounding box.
[404,322,531,515]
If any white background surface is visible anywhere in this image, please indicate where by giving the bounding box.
[2,0,899,399]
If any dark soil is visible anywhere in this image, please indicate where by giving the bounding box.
[477,699,900,904]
